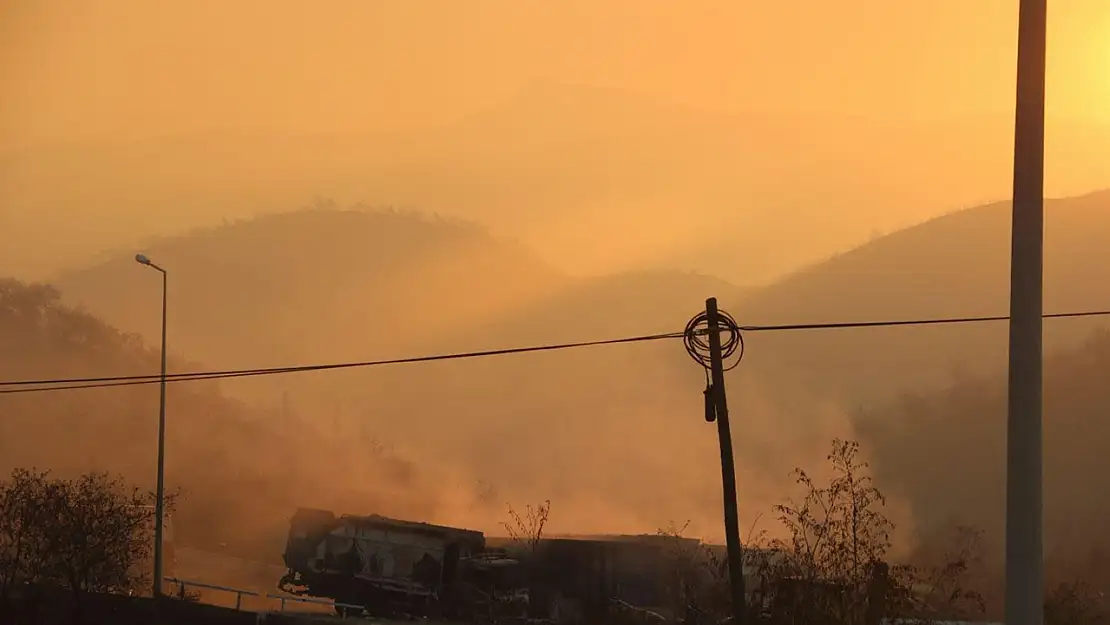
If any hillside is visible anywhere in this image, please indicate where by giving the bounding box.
[50,208,768,541]
[55,205,569,366]
[856,328,1110,582]
[734,189,1110,407]
[0,277,446,563]
[23,188,1110,561]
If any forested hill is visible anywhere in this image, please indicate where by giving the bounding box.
[0,277,438,563]
[733,188,1110,406]
[857,327,1110,584]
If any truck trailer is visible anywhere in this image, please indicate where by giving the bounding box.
[277,507,519,617]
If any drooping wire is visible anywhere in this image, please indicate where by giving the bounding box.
[683,309,745,372]
[0,330,684,394]
[3,308,1110,395]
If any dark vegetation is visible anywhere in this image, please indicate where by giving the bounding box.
[655,440,1106,625]
[0,468,186,624]
[6,438,1098,623]
[0,469,169,605]
[858,329,1110,603]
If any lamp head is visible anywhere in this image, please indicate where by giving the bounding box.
[135,253,152,266]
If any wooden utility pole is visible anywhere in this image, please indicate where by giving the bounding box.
[696,297,746,622]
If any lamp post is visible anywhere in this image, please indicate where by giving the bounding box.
[135,253,168,598]
[1006,1,1047,624]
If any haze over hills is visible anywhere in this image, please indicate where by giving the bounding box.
[49,207,759,540]
[858,328,1110,588]
[8,1,1110,608]
[0,278,446,562]
[39,187,1110,550]
[5,81,1110,285]
[54,204,570,368]
[737,188,1110,406]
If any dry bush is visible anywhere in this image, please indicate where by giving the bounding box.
[0,468,176,614]
[1045,580,1108,625]
[654,439,986,625]
[502,499,551,554]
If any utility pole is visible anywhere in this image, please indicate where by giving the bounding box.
[1006,0,1047,624]
[685,297,746,623]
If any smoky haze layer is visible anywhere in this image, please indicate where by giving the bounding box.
[2,188,1110,568]
[49,193,1110,546]
[4,82,1110,285]
[43,207,788,545]
[859,329,1110,590]
[0,278,440,562]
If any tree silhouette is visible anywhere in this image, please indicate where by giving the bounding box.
[0,468,177,616]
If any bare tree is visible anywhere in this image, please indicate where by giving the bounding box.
[502,500,550,554]
[748,439,984,625]
[748,439,893,623]
[656,520,703,619]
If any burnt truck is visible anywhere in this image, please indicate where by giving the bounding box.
[278,508,525,618]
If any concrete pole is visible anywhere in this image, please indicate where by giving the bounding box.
[1006,1,1047,624]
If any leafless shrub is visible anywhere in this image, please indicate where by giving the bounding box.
[502,499,550,554]
[656,440,987,625]
[1045,580,1108,625]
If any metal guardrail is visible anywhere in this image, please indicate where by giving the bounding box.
[264,592,365,617]
[166,576,260,611]
[166,576,364,619]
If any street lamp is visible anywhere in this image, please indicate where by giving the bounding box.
[1006,1,1047,624]
[135,253,168,598]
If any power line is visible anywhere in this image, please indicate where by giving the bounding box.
[0,331,684,394]
[738,309,1110,333]
[3,309,1110,395]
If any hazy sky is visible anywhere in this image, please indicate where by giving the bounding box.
[4,0,1110,147]
[2,1,1110,282]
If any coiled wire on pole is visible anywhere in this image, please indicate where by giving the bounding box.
[683,308,745,371]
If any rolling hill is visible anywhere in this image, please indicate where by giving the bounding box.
[50,207,755,541]
[54,204,569,365]
[857,328,1110,582]
[21,187,1110,561]
[0,277,448,563]
[733,188,1110,407]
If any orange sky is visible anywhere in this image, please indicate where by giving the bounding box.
[3,0,1109,146]
[2,1,1110,283]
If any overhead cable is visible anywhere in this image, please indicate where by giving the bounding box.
[3,309,1109,395]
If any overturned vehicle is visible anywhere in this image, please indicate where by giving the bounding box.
[277,508,525,618]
